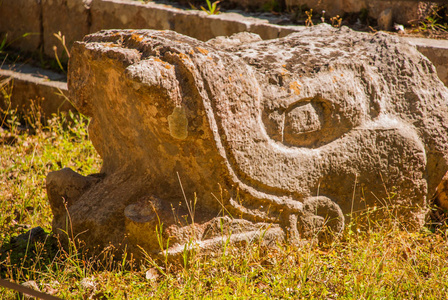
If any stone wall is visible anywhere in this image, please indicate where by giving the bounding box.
[173,0,440,25]
[285,0,438,25]
[1,0,447,88]
[0,0,283,59]
[0,0,442,59]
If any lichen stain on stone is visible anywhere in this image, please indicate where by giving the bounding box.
[196,47,209,55]
[131,34,143,42]
[290,81,301,95]
[168,106,188,140]
[178,52,191,62]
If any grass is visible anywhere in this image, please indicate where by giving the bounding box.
[201,0,220,15]
[410,4,448,35]
[1,88,448,298]
[0,31,69,76]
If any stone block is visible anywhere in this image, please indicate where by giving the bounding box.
[208,13,251,38]
[173,11,215,41]
[90,0,177,33]
[405,37,448,87]
[377,8,393,31]
[174,11,254,41]
[249,23,281,40]
[47,26,448,258]
[278,26,302,38]
[367,1,435,25]
[0,64,73,119]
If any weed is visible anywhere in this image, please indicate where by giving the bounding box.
[0,32,42,72]
[330,15,343,28]
[201,0,220,15]
[0,33,37,56]
[288,6,329,27]
[52,32,70,74]
[410,4,448,34]
[0,35,8,56]
[0,78,15,128]
[320,10,326,23]
[305,9,313,27]
[359,8,369,23]
[421,6,447,31]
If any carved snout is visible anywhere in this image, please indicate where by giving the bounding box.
[298,196,345,242]
[46,168,100,220]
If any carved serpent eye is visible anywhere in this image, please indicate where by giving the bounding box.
[262,96,354,148]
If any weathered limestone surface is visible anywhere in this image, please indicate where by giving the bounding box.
[47,25,448,257]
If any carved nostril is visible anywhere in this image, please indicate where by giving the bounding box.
[298,196,345,243]
[284,102,323,143]
[46,168,100,218]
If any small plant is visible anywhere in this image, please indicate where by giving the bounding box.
[201,0,220,15]
[320,10,326,23]
[0,34,8,56]
[421,6,447,32]
[330,15,343,28]
[0,32,36,56]
[0,77,17,132]
[305,9,313,27]
[411,5,448,34]
[359,8,369,23]
[0,32,38,67]
[52,31,70,73]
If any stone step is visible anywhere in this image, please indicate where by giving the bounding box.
[0,63,73,118]
[404,37,448,86]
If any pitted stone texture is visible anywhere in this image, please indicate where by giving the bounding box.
[47,25,448,257]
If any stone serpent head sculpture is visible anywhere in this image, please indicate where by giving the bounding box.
[47,24,448,257]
